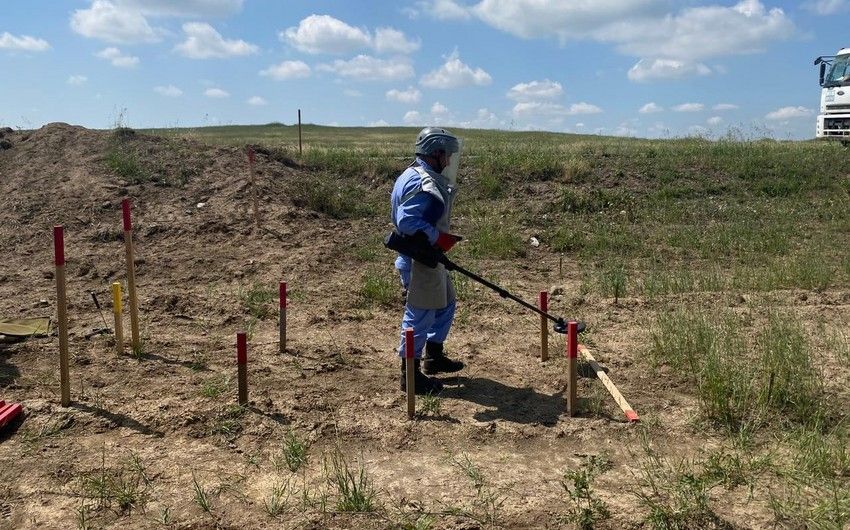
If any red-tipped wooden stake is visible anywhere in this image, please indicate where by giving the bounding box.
[122,199,141,352]
[298,109,303,156]
[279,281,287,354]
[566,320,578,416]
[237,332,248,406]
[405,327,415,420]
[246,146,260,229]
[53,226,70,406]
[539,291,549,361]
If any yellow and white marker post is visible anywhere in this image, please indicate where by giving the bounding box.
[53,225,70,407]
[111,281,123,355]
[122,198,141,353]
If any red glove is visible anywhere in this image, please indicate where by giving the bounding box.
[435,232,462,252]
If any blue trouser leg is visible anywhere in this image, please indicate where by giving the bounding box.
[396,268,456,358]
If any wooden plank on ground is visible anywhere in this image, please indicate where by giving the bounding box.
[579,344,639,422]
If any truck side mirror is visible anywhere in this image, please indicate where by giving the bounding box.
[820,63,827,86]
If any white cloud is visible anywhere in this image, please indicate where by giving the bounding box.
[421,50,492,89]
[639,102,663,114]
[689,125,710,136]
[672,103,704,112]
[282,14,371,54]
[174,22,257,59]
[260,60,311,80]
[0,32,50,51]
[343,89,362,97]
[513,101,601,117]
[204,87,229,98]
[431,102,449,115]
[765,106,813,120]
[713,103,739,111]
[614,123,637,137]
[568,102,603,115]
[154,85,183,96]
[412,0,472,20]
[317,55,414,81]
[282,15,421,56]
[628,58,711,82]
[506,79,562,101]
[374,27,421,54]
[67,75,88,86]
[95,47,139,67]
[70,0,161,43]
[707,116,723,125]
[386,87,421,104]
[403,110,422,124]
[803,0,850,14]
[115,0,244,17]
[247,96,267,106]
[368,119,390,127]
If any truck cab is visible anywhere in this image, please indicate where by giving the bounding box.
[814,48,850,144]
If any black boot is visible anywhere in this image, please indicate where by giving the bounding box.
[422,341,464,375]
[399,358,443,394]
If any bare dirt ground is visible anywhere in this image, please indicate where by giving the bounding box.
[0,124,847,529]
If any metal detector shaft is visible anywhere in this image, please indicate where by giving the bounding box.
[443,258,562,325]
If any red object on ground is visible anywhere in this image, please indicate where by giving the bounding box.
[404,328,414,359]
[625,410,640,422]
[539,291,548,312]
[53,225,65,266]
[0,401,23,429]
[247,146,255,165]
[237,332,247,365]
[279,281,287,308]
[122,198,132,231]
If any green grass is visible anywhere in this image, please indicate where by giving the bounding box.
[326,451,377,513]
[274,431,309,473]
[359,267,397,307]
[560,456,611,529]
[240,282,277,320]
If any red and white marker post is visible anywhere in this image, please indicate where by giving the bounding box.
[566,320,578,416]
[405,328,415,420]
[539,291,549,362]
[53,226,71,406]
[237,332,248,406]
[122,199,141,352]
[279,281,287,354]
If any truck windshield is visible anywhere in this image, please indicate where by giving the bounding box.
[825,55,850,87]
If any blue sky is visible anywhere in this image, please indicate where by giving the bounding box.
[1,0,848,139]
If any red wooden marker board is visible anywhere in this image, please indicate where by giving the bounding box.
[0,400,23,430]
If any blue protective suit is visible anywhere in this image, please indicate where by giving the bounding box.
[391,158,456,358]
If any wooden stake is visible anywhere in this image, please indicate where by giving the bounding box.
[297,109,302,156]
[405,327,415,420]
[539,291,549,361]
[279,281,287,354]
[579,345,639,422]
[111,281,123,355]
[566,320,578,416]
[53,226,70,407]
[122,199,141,352]
[237,332,248,406]
[247,146,260,229]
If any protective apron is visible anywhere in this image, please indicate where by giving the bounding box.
[406,165,456,310]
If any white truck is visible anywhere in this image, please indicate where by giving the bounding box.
[814,48,850,145]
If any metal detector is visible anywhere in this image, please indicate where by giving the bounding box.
[385,231,586,334]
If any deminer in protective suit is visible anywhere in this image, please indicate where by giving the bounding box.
[391,127,464,394]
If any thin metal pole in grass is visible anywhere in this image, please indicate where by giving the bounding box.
[237,332,248,406]
[279,281,287,354]
[111,281,123,355]
[539,291,549,362]
[122,199,141,353]
[297,109,302,156]
[405,328,415,420]
[566,320,578,416]
[246,146,260,229]
[53,226,71,406]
